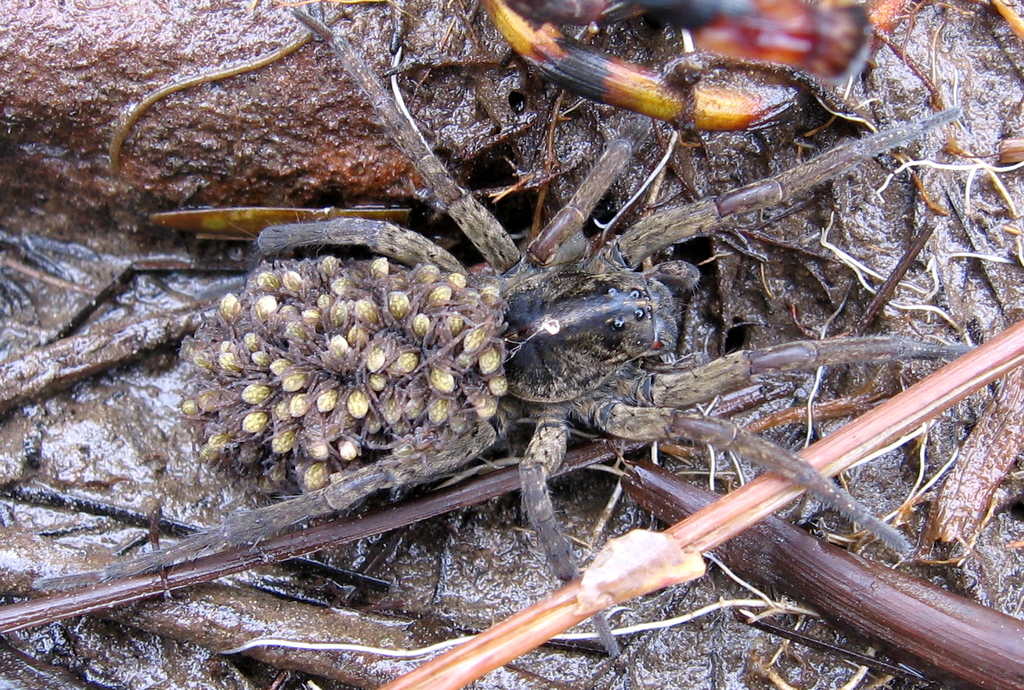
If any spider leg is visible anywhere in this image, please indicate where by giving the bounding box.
[592,403,911,551]
[47,423,497,586]
[519,415,620,654]
[524,116,652,267]
[615,108,961,268]
[631,336,966,408]
[293,11,521,273]
[519,417,574,580]
[256,217,464,273]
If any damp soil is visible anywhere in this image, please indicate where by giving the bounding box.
[1,1,1024,689]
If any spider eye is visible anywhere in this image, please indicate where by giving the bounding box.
[607,287,618,296]
[634,308,645,321]
[610,316,626,331]
[629,289,641,299]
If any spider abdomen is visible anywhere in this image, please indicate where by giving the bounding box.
[180,256,508,493]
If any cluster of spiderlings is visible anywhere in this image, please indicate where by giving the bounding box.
[180,256,508,493]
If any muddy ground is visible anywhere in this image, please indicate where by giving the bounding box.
[1,0,1023,688]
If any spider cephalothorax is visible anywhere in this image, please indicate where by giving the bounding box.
[67,10,958,589]
[503,259,685,403]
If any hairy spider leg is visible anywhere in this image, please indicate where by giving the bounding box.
[256,216,464,272]
[294,11,520,272]
[501,0,870,80]
[54,423,497,585]
[10,484,388,592]
[516,415,622,652]
[632,337,967,409]
[524,115,652,266]
[614,108,961,267]
[595,408,912,547]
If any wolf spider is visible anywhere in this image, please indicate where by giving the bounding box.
[60,9,958,617]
